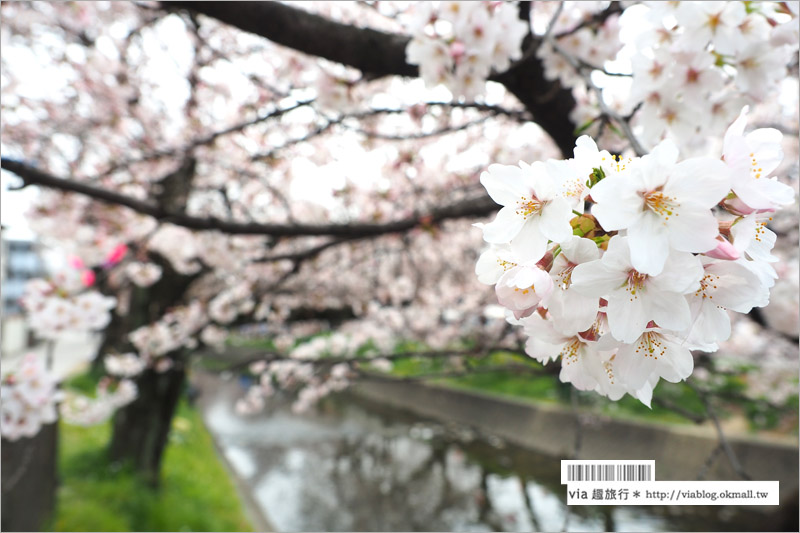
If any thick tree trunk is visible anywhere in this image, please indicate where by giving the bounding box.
[1,423,59,531]
[108,365,187,485]
[105,161,199,483]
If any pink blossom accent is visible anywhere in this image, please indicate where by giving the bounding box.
[81,269,96,287]
[104,244,128,266]
[705,237,740,260]
[69,256,85,269]
[449,40,466,62]
[721,196,777,217]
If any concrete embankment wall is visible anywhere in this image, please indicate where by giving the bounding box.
[353,378,798,497]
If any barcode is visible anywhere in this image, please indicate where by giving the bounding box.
[561,460,655,484]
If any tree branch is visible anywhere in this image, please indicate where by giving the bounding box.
[160,1,578,156]
[161,1,417,78]
[2,158,498,237]
[201,345,529,373]
[687,381,753,481]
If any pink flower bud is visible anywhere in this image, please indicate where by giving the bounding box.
[449,41,466,62]
[104,244,128,266]
[513,306,537,320]
[69,256,85,269]
[705,237,740,260]
[81,269,96,287]
[721,196,776,217]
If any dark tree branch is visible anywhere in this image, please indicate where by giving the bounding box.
[160,1,578,156]
[161,1,417,78]
[553,1,624,39]
[2,158,499,237]
[97,99,313,178]
[250,102,528,161]
[343,114,495,141]
[257,237,361,263]
[687,381,753,481]
[200,345,530,373]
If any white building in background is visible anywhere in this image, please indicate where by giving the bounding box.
[1,226,45,355]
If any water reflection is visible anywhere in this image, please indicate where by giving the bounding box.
[196,373,776,532]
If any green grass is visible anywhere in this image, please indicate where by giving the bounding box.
[226,334,797,432]
[51,397,253,532]
[439,368,702,425]
[388,350,719,426]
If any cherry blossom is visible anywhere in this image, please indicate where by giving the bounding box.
[60,379,138,426]
[545,235,601,336]
[475,105,794,404]
[0,1,795,433]
[570,236,704,343]
[21,275,116,340]
[589,139,730,275]
[1,354,61,441]
[125,262,163,288]
[104,353,147,378]
[404,2,528,99]
[685,258,768,345]
[722,106,795,211]
[477,161,573,257]
[612,327,694,392]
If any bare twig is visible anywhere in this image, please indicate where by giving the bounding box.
[695,443,724,481]
[96,99,314,178]
[687,381,752,481]
[543,2,645,156]
[201,345,526,373]
[1,159,500,238]
[553,1,624,39]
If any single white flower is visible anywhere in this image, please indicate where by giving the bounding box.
[674,1,746,55]
[684,258,768,344]
[613,327,695,391]
[722,106,794,211]
[125,262,163,288]
[495,264,554,319]
[478,161,573,262]
[590,138,730,275]
[570,236,703,343]
[475,244,518,285]
[546,236,601,336]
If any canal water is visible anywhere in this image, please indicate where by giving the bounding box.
[193,372,783,532]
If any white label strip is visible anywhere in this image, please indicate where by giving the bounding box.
[561,460,656,484]
[566,481,779,506]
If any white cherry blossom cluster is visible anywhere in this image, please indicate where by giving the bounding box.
[235,334,373,415]
[21,276,116,340]
[104,352,147,378]
[208,282,255,324]
[626,1,798,149]
[537,5,623,89]
[1,354,61,441]
[124,262,163,288]
[59,378,138,426]
[128,301,206,361]
[534,2,798,152]
[405,1,528,99]
[475,107,794,405]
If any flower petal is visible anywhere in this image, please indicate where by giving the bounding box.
[666,208,720,254]
[570,261,628,297]
[607,293,649,343]
[648,290,692,332]
[538,197,573,243]
[481,165,526,206]
[481,206,526,243]
[590,178,642,231]
[667,158,730,208]
[651,251,703,294]
[628,213,669,275]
